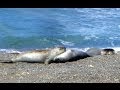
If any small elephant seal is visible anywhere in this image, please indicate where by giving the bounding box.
[86,48,115,56]
[86,48,101,57]
[53,49,90,63]
[11,46,66,65]
[101,48,115,55]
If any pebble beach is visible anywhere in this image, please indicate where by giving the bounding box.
[0,53,120,83]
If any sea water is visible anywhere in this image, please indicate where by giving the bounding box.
[0,8,120,53]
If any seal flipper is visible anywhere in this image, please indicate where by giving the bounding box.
[44,56,54,65]
[44,59,51,65]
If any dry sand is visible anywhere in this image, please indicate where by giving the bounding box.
[0,53,120,83]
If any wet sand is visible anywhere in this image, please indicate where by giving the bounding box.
[0,53,120,83]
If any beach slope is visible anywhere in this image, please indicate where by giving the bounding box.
[0,53,120,83]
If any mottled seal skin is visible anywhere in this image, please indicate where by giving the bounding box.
[101,49,115,55]
[86,48,101,57]
[54,49,90,63]
[11,46,66,65]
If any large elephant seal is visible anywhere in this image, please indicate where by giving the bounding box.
[11,46,66,65]
[53,49,90,63]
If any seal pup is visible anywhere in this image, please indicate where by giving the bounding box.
[86,48,115,56]
[86,48,101,57]
[54,49,90,63]
[11,46,66,65]
[101,49,115,55]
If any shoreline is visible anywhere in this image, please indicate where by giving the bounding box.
[0,53,120,83]
[1,46,120,53]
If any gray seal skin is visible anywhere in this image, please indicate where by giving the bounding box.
[11,46,66,65]
[101,49,115,55]
[54,49,90,63]
[86,48,101,57]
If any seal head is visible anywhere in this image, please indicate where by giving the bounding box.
[101,48,115,55]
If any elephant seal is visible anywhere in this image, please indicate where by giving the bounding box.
[101,49,115,55]
[86,48,115,56]
[86,48,101,57]
[11,46,66,65]
[53,49,90,63]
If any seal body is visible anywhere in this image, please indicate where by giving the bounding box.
[54,49,90,63]
[101,49,115,55]
[86,48,101,56]
[11,46,66,64]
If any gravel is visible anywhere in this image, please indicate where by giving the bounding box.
[0,53,120,83]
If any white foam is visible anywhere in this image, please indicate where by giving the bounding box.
[58,39,75,46]
[109,36,120,40]
[1,46,120,54]
[66,47,90,52]
[67,47,120,54]
[111,47,120,53]
[84,36,91,40]
[0,49,22,53]
[84,35,99,40]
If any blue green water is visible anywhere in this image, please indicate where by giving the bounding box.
[0,8,120,52]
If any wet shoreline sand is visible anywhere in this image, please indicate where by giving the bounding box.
[0,53,120,83]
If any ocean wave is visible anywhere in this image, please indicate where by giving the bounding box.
[0,46,120,54]
[0,49,22,53]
